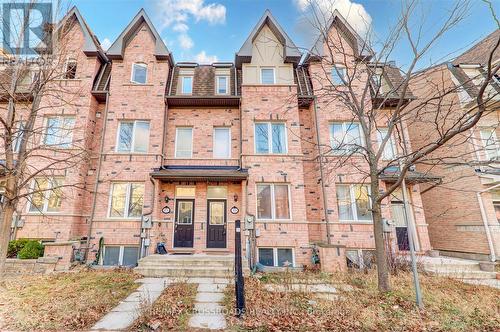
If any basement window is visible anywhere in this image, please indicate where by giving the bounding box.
[102,246,139,266]
[346,249,375,269]
[258,247,295,267]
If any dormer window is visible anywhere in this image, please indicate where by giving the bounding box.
[131,63,147,84]
[260,68,275,84]
[181,76,193,94]
[216,76,229,94]
[64,59,77,79]
[332,65,346,85]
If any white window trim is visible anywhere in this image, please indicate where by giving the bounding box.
[101,245,139,266]
[377,128,397,160]
[42,116,75,149]
[130,62,147,84]
[255,183,292,221]
[260,67,275,84]
[331,64,346,86]
[337,184,372,223]
[12,121,25,153]
[64,58,77,79]
[257,247,296,267]
[479,127,499,160]
[175,127,193,158]
[254,122,288,154]
[213,127,231,159]
[329,121,364,155]
[27,177,63,214]
[107,182,144,220]
[181,76,193,95]
[115,120,150,153]
[216,75,229,95]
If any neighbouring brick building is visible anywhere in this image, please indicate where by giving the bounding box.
[4,7,435,269]
[408,30,500,262]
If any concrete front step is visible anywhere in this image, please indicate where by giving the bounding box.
[138,260,234,267]
[422,264,481,272]
[134,266,233,278]
[424,268,497,280]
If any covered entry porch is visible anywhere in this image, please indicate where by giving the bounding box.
[150,166,248,254]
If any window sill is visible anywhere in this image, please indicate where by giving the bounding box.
[123,83,154,87]
[256,219,292,222]
[26,211,61,215]
[106,217,142,221]
[339,220,373,224]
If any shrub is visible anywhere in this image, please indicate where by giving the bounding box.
[7,239,30,258]
[17,240,44,259]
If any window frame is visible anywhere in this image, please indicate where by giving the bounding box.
[331,64,346,86]
[27,177,64,214]
[256,183,292,221]
[181,76,193,94]
[376,128,397,160]
[213,127,231,159]
[42,116,75,149]
[130,62,148,84]
[115,120,150,153]
[216,75,229,95]
[101,245,139,266]
[175,127,193,158]
[254,122,288,155]
[336,183,372,222]
[479,127,499,160]
[260,67,275,84]
[107,182,144,219]
[257,247,295,267]
[329,121,364,155]
[12,121,25,153]
[64,58,77,79]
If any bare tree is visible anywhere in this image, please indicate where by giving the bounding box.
[298,0,499,292]
[0,1,92,274]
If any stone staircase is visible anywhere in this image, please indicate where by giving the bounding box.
[421,256,498,280]
[135,254,246,278]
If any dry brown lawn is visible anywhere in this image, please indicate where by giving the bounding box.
[224,270,500,332]
[0,269,138,331]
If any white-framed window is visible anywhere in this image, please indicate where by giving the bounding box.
[258,247,295,267]
[255,122,287,154]
[43,116,75,148]
[213,127,231,158]
[116,120,150,153]
[102,245,139,266]
[256,183,291,220]
[131,63,147,84]
[492,191,500,223]
[12,121,25,153]
[108,182,144,219]
[329,122,363,155]
[260,68,275,84]
[336,184,372,222]
[64,58,77,79]
[479,128,499,160]
[175,127,193,158]
[216,76,229,95]
[28,177,63,213]
[377,128,397,160]
[181,76,193,94]
[331,65,346,85]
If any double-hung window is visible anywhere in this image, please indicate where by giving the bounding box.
[216,76,229,95]
[29,177,63,213]
[109,182,144,219]
[131,63,147,84]
[116,120,150,153]
[181,76,193,94]
[331,65,346,85]
[258,248,295,267]
[260,68,275,84]
[330,122,363,154]
[43,116,75,148]
[256,184,291,220]
[479,128,499,160]
[213,127,231,158]
[175,127,193,158]
[255,122,287,154]
[377,128,397,160]
[12,121,25,153]
[336,184,372,221]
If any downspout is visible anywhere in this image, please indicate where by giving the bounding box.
[476,182,500,262]
[85,89,110,261]
[313,96,331,244]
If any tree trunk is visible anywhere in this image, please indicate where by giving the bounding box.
[371,188,391,292]
[0,202,15,276]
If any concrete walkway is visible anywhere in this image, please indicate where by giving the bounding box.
[188,278,228,330]
[91,278,169,331]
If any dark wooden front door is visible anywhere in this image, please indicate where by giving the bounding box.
[174,199,194,248]
[207,200,227,248]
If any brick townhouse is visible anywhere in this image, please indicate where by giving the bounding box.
[408,30,500,262]
[3,7,434,269]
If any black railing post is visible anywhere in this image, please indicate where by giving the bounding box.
[234,219,245,317]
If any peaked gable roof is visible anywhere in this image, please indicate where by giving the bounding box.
[453,29,500,66]
[235,9,301,67]
[304,9,372,63]
[58,6,107,61]
[107,9,172,63]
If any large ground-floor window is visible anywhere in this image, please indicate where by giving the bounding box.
[102,245,139,266]
[258,247,295,267]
